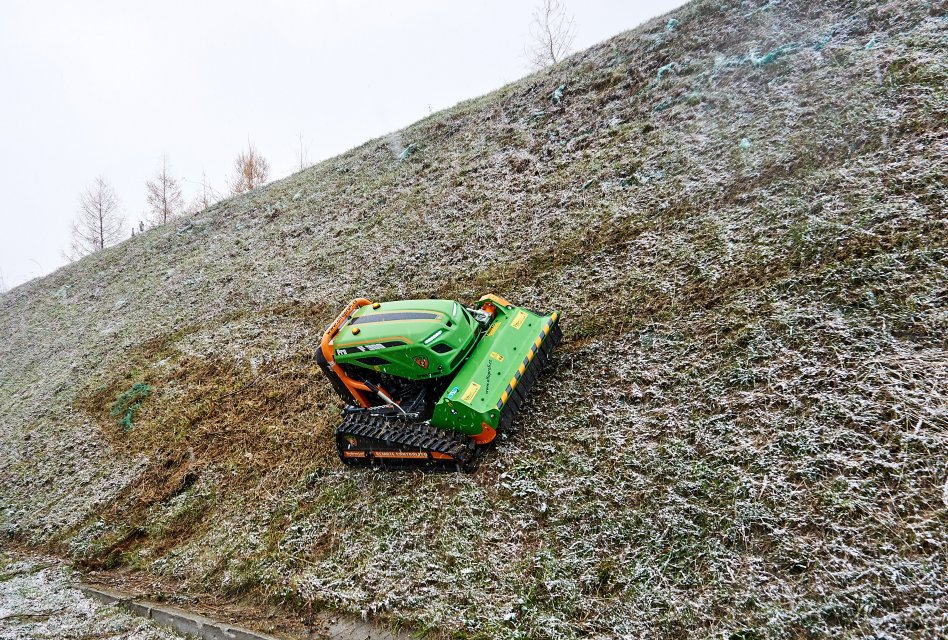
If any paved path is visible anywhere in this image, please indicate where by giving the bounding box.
[1,550,411,640]
[0,551,183,640]
[80,584,409,640]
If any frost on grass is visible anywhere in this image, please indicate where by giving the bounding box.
[0,552,183,639]
[0,0,946,638]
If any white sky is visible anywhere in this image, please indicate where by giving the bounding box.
[0,0,683,290]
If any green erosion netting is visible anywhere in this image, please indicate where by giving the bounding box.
[109,383,152,431]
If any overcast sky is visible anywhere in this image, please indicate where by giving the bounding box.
[0,0,683,290]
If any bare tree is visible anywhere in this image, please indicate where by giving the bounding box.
[67,177,125,260]
[187,170,221,214]
[145,156,184,226]
[526,0,576,69]
[230,141,270,195]
[0,268,7,295]
[296,131,310,171]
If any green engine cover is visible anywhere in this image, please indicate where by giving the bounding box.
[332,299,479,380]
[431,304,559,435]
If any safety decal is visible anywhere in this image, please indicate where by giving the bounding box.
[460,381,481,403]
[489,351,505,362]
[511,311,528,329]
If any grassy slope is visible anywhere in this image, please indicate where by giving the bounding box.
[1,0,946,637]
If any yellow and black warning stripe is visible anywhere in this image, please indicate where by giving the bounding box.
[497,312,559,411]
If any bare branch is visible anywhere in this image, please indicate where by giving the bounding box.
[186,171,221,214]
[526,0,576,70]
[296,132,310,171]
[230,141,271,195]
[67,176,125,260]
[145,155,185,226]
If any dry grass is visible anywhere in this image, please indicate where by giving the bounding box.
[73,309,339,566]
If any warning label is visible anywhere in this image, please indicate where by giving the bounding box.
[461,381,481,403]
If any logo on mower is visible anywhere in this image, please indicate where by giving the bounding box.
[414,356,429,369]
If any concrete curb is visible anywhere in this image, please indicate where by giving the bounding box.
[80,584,285,640]
[79,584,410,640]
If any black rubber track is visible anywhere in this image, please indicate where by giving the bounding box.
[336,414,478,472]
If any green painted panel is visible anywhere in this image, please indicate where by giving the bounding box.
[333,299,478,380]
[432,304,558,435]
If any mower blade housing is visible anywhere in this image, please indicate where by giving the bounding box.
[432,306,560,438]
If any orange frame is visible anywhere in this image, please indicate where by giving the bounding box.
[320,298,376,407]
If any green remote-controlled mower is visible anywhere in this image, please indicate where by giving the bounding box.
[317,295,561,471]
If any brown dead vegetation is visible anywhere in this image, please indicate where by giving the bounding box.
[74,308,338,565]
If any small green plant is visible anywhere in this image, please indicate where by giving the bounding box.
[109,382,152,431]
